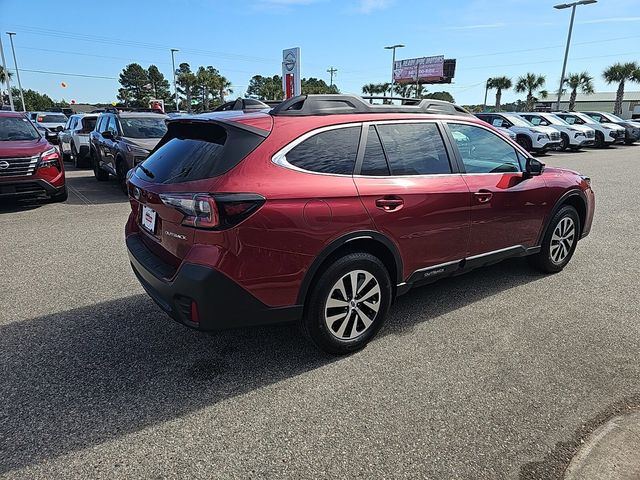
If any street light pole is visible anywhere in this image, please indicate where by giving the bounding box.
[0,34,14,111]
[171,48,179,111]
[6,32,25,112]
[554,0,597,110]
[384,44,405,96]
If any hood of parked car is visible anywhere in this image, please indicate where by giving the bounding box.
[529,126,557,135]
[0,137,51,157]
[601,122,626,131]
[123,138,162,151]
[618,121,640,129]
[567,125,594,134]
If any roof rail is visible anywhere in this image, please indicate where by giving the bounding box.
[270,94,471,117]
[213,98,270,112]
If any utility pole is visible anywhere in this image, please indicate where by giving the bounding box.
[0,34,14,111]
[384,44,405,95]
[327,67,337,88]
[553,0,597,110]
[6,32,25,111]
[171,48,179,111]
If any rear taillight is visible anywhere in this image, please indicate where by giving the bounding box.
[159,193,265,230]
[38,148,61,171]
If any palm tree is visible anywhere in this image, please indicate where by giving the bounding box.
[515,73,547,111]
[487,76,512,111]
[563,72,594,111]
[0,66,12,84]
[362,83,377,102]
[603,62,640,115]
[216,74,232,103]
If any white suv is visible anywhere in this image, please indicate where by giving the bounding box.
[554,112,625,148]
[518,112,595,151]
[475,112,561,153]
[58,114,98,168]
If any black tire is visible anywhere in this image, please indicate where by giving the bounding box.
[116,158,129,194]
[517,135,533,152]
[594,131,606,148]
[625,140,635,145]
[560,133,569,151]
[47,186,68,203]
[528,205,580,273]
[92,150,109,181]
[301,252,392,355]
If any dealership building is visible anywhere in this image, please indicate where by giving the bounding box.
[537,91,640,118]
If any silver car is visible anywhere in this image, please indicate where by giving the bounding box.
[31,112,68,140]
[58,114,99,168]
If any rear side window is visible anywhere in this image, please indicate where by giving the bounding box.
[376,123,451,175]
[285,126,360,175]
[135,122,265,184]
[360,126,389,176]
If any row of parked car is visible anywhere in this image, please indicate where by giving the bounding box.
[476,111,639,153]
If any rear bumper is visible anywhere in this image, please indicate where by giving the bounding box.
[0,178,65,199]
[126,234,302,330]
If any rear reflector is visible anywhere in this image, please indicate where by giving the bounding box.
[190,300,200,323]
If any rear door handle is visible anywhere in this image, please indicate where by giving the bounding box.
[474,190,493,204]
[375,196,404,211]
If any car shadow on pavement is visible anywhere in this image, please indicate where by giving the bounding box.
[64,169,129,206]
[0,258,542,474]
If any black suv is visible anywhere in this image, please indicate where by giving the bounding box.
[89,110,168,192]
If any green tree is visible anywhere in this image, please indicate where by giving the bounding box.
[147,65,171,102]
[118,63,151,107]
[0,66,12,84]
[11,88,54,111]
[362,83,378,102]
[487,76,512,111]
[423,91,455,103]
[514,73,547,111]
[214,74,233,103]
[603,62,640,115]
[564,72,594,111]
[195,66,220,111]
[246,75,283,100]
[176,63,198,112]
[301,77,338,94]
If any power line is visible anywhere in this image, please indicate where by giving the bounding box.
[15,68,117,80]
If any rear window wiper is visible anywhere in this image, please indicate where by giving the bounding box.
[137,164,154,178]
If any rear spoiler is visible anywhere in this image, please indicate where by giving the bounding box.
[166,117,271,138]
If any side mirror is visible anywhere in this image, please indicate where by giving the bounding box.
[524,158,544,177]
[102,130,114,139]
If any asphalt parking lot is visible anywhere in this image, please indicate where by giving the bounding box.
[1,146,639,479]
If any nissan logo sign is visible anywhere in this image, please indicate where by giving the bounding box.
[0,161,9,170]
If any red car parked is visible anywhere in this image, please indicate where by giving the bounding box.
[125,95,595,354]
[0,111,67,202]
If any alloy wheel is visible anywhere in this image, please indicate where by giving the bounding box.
[324,269,381,340]
[550,217,576,264]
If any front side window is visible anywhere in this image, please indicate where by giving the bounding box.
[96,116,108,133]
[448,123,522,174]
[285,126,360,175]
[376,122,451,175]
[107,116,119,134]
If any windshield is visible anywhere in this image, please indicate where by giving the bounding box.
[574,113,597,125]
[0,116,41,141]
[37,114,67,123]
[602,112,624,122]
[542,114,567,126]
[503,114,533,127]
[120,117,167,138]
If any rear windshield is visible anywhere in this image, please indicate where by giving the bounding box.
[82,117,97,131]
[134,121,265,184]
[0,116,40,141]
[120,117,167,138]
[38,114,67,123]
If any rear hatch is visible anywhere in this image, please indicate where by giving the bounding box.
[127,113,272,269]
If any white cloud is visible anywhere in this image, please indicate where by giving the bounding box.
[357,0,392,14]
[449,22,506,30]
[580,16,640,24]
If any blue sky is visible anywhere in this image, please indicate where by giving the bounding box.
[1,0,639,106]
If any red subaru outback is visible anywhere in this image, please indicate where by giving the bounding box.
[125,95,595,354]
[0,111,67,202]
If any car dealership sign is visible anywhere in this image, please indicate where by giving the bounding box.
[282,47,301,99]
[394,55,445,83]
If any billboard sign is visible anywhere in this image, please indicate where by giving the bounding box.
[282,47,301,99]
[394,55,445,83]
